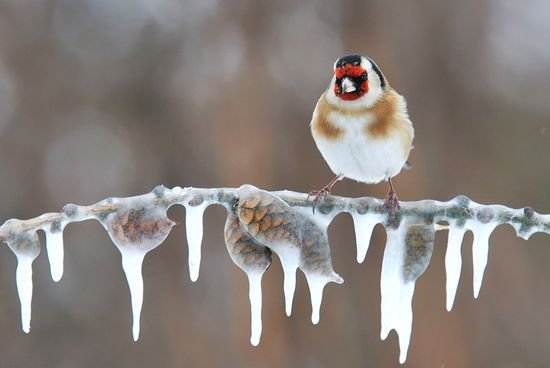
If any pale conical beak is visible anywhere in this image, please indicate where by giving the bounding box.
[341,77,356,93]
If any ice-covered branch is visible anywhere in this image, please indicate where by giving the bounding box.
[1,184,549,363]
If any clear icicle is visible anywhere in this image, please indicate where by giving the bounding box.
[120,249,145,341]
[445,227,466,311]
[45,229,65,282]
[184,203,207,282]
[470,223,498,298]
[248,272,263,346]
[351,213,382,263]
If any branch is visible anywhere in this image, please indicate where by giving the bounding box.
[1,184,549,363]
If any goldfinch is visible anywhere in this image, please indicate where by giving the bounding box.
[309,54,414,213]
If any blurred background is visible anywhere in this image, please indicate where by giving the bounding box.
[1,0,550,367]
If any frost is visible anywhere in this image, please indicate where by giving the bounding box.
[184,202,208,282]
[44,222,66,282]
[444,226,466,311]
[380,222,435,364]
[6,229,41,333]
[351,213,384,263]
[100,200,175,341]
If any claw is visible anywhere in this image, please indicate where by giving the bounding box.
[307,175,342,214]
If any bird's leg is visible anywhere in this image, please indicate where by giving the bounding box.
[384,178,401,216]
[308,175,342,213]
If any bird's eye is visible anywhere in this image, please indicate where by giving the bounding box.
[361,72,368,80]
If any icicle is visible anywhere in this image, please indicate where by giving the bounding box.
[44,223,66,282]
[469,222,498,298]
[351,213,383,263]
[100,200,175,341]
[184,203,207,282]
[224,210,272,346]
[6,230,41,334]
[280,251,300,316]
[295,208,343,324]
[302,273,330,324]
[120,249,145,341]
[380,222,435,364]
[445,226,466,311]
[248,272,263,346]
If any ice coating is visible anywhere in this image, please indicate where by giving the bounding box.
[6,231,41,333]
[445,226,466,311]
[184,203,207,282]
[224,211,272,345]
[380,222,436,364]
[44,225,65,282]
[100,200,175,341]
[351,213,383,263]
[469,222,498,298]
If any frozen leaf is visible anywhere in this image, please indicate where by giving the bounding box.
[237,185,302,316]
[100,200,176,341]
[224,210,272,345]
[237,185,343,323]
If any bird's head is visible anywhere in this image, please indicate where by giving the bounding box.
[331,55,386,104]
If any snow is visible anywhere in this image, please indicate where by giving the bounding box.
[45,228,65,282]
[351,213,383,263]
[184,203,207,282]
[444,226,466,311]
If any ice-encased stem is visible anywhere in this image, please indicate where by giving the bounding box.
[471,223,497,298]
[351,213,382,263]
[120,249,146,341]
[15,255,35,333]
[247,272,263,346]
[185,204,207,282]
[445,227,465,311]
[45,230,64,282]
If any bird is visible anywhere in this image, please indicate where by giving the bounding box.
[309,54,414,214]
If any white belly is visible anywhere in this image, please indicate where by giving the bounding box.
[314,132,407,184]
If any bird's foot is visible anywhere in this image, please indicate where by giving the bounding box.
[307,187,331,214]
[384,188,401,223]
